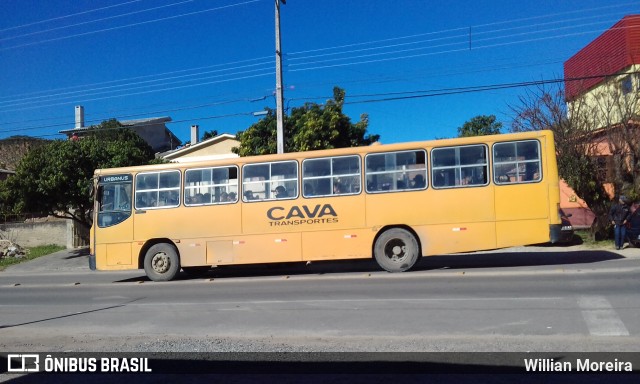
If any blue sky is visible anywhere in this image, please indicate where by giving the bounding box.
[1,0,639,145]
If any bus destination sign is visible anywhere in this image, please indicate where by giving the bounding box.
[99,174,132,184]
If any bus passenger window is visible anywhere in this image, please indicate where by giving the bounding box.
[243,161,298,201]
[303,155,360,197]
[185,166,238,206]
[431,145,488,189]
[365,150,426,193]
[493,140,541,185]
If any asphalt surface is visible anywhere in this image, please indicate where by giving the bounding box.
[4,241,640,276]
[2,243,640,384]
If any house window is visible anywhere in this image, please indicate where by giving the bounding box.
[620,75,633,95]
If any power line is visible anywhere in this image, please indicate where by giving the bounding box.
[287,4,637,58]
[0,0,264,51]
[288,17,634,72]
[5,72,635,138]
[0,95,272,134]
[0,0,197,42]
[344,72,640,105]
[2,2,637,137]
[27,111,255,139]
[0,55,273,103]
[0,71,274,114]
[0,0,144,33]
[0,63,275,110]
[4,14,631,111]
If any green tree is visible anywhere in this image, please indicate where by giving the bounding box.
[202,130,218,141]
[233,87,379,156]
[3,120,155,230]
[457,115,502,137]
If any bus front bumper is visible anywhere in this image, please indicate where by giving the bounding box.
[89,253,96,270]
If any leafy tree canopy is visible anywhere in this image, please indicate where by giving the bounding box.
[457,115,502,137]
[2,119,155,230]
[233,87,379,156]
[202,130,218,141]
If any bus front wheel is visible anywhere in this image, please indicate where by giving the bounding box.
[144,243,180,282]
[374,228,419,272]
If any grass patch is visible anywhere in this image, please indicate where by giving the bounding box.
[575,230,612,249]
[0,244,65,271]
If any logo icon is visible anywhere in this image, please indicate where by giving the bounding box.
[7,354,40,372]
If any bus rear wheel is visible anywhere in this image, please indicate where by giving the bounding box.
[374,228,419,272]
[144,243,180,282]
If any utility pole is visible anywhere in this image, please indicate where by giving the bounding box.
[275,0,285,154]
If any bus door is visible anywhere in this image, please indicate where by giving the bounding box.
[95,174,134,267]
[493,139,549,247]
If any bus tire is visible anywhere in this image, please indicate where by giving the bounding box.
[144,243,180,282]
[374,228,419,272]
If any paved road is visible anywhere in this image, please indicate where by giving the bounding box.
[2,243,640,350]
[2,244,640,383]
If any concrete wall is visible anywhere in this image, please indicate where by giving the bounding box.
[0,220,86,249]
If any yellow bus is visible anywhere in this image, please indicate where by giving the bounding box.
[90,130,562,281]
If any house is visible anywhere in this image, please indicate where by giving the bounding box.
[58,106,182,153]
[561,15,640,227]
[160,125,239,163]
[564,15,640,106]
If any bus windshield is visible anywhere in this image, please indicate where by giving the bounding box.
[97,174,132,227]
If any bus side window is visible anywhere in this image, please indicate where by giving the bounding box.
[493,140,541,185]
[431,145,487,189]
[135,170,180,209]
[365,150,426,194]
[303,155,360,197]
[243,161,298,201]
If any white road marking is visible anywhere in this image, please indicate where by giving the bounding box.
[577,295,629,336]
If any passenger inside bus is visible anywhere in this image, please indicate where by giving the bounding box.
[274,185,288,198]
[244,190,256,200]
[304,183,315,196]
[412,174,425,188]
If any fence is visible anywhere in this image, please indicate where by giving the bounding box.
[0,214,88,249]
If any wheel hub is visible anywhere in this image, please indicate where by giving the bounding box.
[386,240,407,261]
[151,253,170,273]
